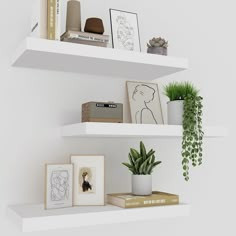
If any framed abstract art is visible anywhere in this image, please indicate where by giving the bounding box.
[109,9,141,52]
[45,164,73,209]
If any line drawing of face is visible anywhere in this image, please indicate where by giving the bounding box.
[132,84,156,104]
[50,170,69,201]
[116,13,135,50]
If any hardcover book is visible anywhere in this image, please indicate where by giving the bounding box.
[47,0,60,40]
[107,191,179,208]
[61,31,110,43]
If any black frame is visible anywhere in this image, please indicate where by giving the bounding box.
[109,8,141,52]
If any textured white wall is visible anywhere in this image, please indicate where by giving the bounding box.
[0,0,235,235]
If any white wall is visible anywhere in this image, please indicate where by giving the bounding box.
[0,0,235,235]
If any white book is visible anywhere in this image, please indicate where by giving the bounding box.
[31,0,47,38]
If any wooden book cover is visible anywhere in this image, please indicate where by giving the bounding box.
[107,191,179,208]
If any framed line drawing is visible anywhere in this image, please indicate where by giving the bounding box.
[45,164,73,209]
[109,9,141,52]
[127,81,164,124]
[71,155,105,206]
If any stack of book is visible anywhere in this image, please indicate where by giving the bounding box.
[30,0,109,47]
[107,191,179,209]
[61,31,109,47]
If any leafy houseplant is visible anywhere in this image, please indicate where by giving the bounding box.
[164,82,204,181]
[122,141,161,195]
[147,37,168,56]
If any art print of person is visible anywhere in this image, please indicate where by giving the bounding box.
[79,167,95,193]
[132,84,158,124]
[82,172,92,192]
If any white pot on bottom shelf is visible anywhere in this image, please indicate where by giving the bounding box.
[167,100,184,125]
[132,175,152,196]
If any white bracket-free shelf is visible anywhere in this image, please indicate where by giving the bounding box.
[12,38,188,79]
[61,123,228,138]
[8,203,190,232]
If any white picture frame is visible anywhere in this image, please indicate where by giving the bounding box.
[109,9,141,52]
[127,81,164,124]
[71,155,105,206]
[45,164,73,209]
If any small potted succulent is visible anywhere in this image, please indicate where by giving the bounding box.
[147,37,168,56]
[163,81,204,181]
[122,141,161,195]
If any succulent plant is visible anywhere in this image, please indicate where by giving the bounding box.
[147,37,168,48]
[122,141,161,175]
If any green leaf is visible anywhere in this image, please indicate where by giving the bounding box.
[140,141,147,159]
[130,148,140,159]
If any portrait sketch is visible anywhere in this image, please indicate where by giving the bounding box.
[71,155,105,206]
[127,81,164,124]
[110,9,141,52]
[45,164,73,209]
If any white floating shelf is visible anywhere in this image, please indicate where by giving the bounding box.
[8,203,190,232]
[12,38,188,79]
[61,123,228,138]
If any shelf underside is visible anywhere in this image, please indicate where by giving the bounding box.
[8,203,190,232]
[12,38,188,79]
[61,123,228,138]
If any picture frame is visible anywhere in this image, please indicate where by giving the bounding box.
[45,164,73,210]
[71,155,105,206]
[109,9,141,52]
[126,81,164,124]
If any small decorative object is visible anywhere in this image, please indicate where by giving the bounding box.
[164,81,204,181]
[66,0,81,32]
[147,37,168,56]
[127,81,164,124]
[109,9,141,52]
[45,164,73,209]
[84,18,104,34]
[122,141,161,196]
[107,191,179,208]
[82,101,123,123]
[71,155,105,205]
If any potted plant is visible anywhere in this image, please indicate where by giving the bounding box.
[122,141,161,195]
[147,37,168,56]
[163,81,204,181]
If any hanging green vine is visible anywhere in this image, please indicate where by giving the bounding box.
[164,82,204,181]
[182,95,204,181]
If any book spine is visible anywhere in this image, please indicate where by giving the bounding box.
[125,198,179,208]
[55,0,60,40]
[47,0,56,40]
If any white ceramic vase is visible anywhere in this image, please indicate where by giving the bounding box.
[132,175,152,196]
[167,100,184,125]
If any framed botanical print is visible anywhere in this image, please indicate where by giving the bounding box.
[45,164,73,209]
[109,9,141,52]
[127,81,164,124]
[71,155,105,206]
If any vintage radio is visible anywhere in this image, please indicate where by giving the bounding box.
[82,102,123,123]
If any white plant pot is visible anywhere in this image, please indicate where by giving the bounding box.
[132,175,152,196]
[167,100,184,125]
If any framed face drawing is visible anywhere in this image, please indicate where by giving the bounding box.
[71,155,105,206]
[127,81,164,124]
[109,9,141,52]
[45,164,73,209]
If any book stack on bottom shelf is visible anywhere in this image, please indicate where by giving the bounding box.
[107,191,179,208]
